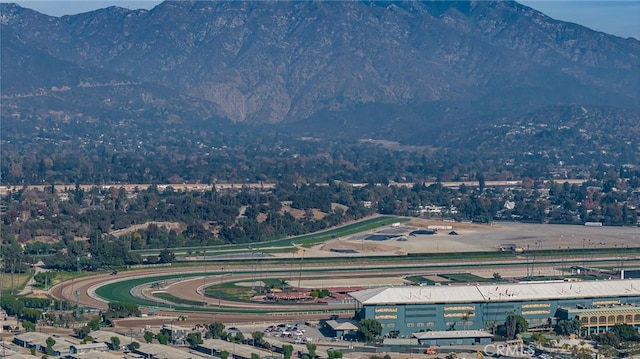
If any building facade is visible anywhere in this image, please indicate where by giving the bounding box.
[69,342,108,354]
[557,305,640,334]
[349,279,640,336]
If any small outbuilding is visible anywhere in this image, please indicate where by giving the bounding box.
[322,319,359,339]
[413,330,493,346]
[69,342,108,354]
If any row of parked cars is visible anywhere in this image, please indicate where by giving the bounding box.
[264,323,312,344]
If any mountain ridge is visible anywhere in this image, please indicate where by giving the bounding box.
[1,0,638,142]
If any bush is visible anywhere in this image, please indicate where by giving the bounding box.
[22,320,36,332]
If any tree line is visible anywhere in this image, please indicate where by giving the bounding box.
[2,174,639,273]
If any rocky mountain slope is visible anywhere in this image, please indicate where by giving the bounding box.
[1,1,638,143]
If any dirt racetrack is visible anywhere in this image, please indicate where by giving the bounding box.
[48,219,639,331]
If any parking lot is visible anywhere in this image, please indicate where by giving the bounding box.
[223,320,370,358]
[230,321,326,344]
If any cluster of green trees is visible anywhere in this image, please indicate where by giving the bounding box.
[2,169,639,274]
[310,288,331,298]
[44,336,56,355]
[545,320,640,358]
[1,296,48,316]
[499,176,640,225]
[110,324,293,359]
[4,106,640,187]
[74,316,103,339]
[0,295,79,332]
[0,119,524,185]
[1,181,374,246]
[358,319,383,342]
[1,182,376,272]
[117,321,331,359]
[72,302,142,342]
[554,318,582,336]
[0,298,146,339]
[72,308,180,351]
[2,118,473,185]
[591,324,640,353]
[106,302,141,319]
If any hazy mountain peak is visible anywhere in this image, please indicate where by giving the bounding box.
[1,0,638,141]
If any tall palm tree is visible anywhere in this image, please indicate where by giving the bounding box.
[461,311,473,330]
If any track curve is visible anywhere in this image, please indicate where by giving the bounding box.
[49,253,637,325]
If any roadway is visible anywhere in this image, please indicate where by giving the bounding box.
[0,179,588,195]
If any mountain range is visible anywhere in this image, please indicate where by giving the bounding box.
[1,0,639,145]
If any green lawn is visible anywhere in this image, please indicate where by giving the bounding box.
[95,272,307,313]
[95,273,205,308]
[204,282,255,302]
[153,292,207,307]
[0,269,33,295]
[131,216,408,256]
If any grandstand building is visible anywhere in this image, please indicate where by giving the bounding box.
[349,279,640,336]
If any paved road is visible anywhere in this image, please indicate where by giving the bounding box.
[1,179,588,195]
[18,265,50,296]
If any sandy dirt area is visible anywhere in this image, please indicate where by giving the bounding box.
[109,221,182,237]
[299,219,640,257]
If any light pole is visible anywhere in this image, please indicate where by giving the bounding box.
[202,263,207,306]
[582,238,586,269]
[75,289,80,318]
[249,246,256,292]
[59,277,64,311]
[219,267,223,308]
[253,248,258,293]
[75,257,81,317]
[297,248,305,289]
[289,247,295,292]
[170,319,174,345]
[588,239,594,268]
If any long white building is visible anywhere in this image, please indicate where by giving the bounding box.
[349,279,640,336]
